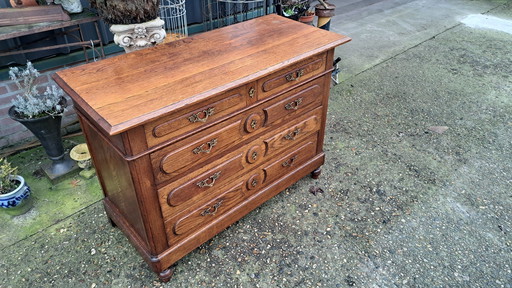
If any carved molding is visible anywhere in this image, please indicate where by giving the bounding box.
[110,18,166,53]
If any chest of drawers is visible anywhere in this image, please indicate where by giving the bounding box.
[53,14,350,282]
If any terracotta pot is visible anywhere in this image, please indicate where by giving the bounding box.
[9,0,39,8]
[299,15,315,25]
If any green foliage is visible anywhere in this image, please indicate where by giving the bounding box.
[0,158,18,194]
[9,61,66,119]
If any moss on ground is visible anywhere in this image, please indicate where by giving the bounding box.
[0,136,102,249]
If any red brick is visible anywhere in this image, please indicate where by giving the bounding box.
[0,123,25,137]
[0,105,11,117]
[6,82,19,93]
[34,74,50,86]
[0,85,7,96]
[0,116,17,128]
[0,138,9,151]
[7,130,35,146]
[0,94,15,107]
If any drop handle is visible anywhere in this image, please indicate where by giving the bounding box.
[285,68,305,82]
[188,107,215,123]
[197,171,221,188]
[193,138,217,154]
[282,155,298,167]
[284,128,301,140]
[200,200,223,216]
[284,98,303,110]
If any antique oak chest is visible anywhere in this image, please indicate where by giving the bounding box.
[53,14,351,281]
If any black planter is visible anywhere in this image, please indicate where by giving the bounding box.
[8,105,76,178]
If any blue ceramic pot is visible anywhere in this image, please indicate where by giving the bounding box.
[0,175,32,216]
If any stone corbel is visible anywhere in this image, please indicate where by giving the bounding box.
[110,18,166,53]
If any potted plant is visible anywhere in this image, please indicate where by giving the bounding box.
[0,158,32,216]
[88,0,166,52]
[8,61,75,179]
[279,0,313,22]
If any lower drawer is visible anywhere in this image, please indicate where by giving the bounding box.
[163,136,318,245]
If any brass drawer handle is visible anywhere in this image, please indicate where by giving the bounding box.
[284,128,301,140]
[193,138,217,154]
[251,151,258,161]
[282,155,297,167]
[285,68,305,82]
[248,87,255,98]
[251,178,258,187]
[284,98,303,110]
[201,200,223,216]
[188,107,215,123]
[197,171,221,188]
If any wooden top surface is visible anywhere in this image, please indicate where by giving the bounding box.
[0,11,99,40]
[53,14,351,136]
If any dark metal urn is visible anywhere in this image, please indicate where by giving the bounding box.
[8,105,76,180]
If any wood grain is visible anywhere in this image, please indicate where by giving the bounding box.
[0,6,70,26]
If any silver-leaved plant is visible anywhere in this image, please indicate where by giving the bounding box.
[9,61,66,119]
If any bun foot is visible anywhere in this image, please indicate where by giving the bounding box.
[311,167,321,179]
[159,265,176,283]
[108,217,117,228]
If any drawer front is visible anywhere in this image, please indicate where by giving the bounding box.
[263,112,321,154]
[263,138,318,184]
[258,52,327,100]
[263,77,324,126]
[166,153,245,207]
[151,120,243,183]
[145,84,251,147]
[169,182,246,237]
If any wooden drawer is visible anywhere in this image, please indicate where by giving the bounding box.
[263,76,324,126]
[144,84,252,147]
[166,155,244,207]
[165,182,246,243]
[263,111,322,153]
[258,52,327,100]
[263,138,318,184]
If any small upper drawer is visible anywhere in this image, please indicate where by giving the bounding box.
[144,84,251,147]
[258,52,327,100]
[263,76,324,126]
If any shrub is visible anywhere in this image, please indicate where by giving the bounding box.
[9,61,65,119]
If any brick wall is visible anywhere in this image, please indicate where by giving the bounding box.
[0,67,79,155]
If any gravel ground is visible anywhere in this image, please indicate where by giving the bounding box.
[1,1,511,287]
